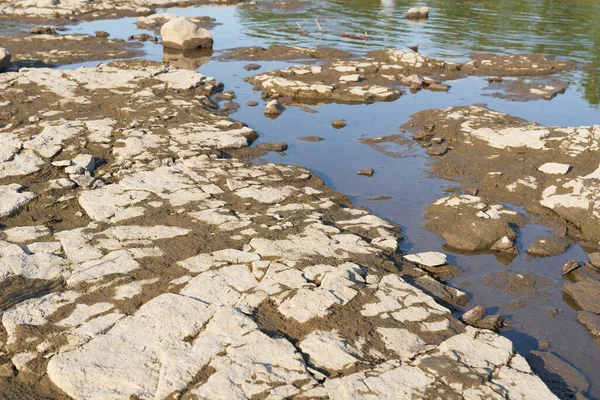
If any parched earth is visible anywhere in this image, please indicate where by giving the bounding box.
[244,47,574,105]
[0,59,561,398]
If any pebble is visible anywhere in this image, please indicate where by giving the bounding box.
[561,260,580,275]
[358,168,374,177]
[331,120,346,129]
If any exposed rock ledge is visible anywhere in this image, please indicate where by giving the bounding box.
[0,60,557,399]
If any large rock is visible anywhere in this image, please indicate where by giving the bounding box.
[0,47,10,70]
[160,17,213,50]
[405,6,429,20]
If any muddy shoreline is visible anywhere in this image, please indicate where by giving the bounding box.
[1,3,600,399]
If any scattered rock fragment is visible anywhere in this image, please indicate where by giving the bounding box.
[0,184,36,218]
[461,305,485,327]
[358,168,374,177]
[95,31,110,38]
[72,154,96,173]
[128,33,158,43]
[161,17,213,50]
[256,142,288,153]
[405,6,429,20]
[526,236,570,257]
[331,120,346,129]
[538,162,570,175]
[562,260,580,275]
[246,101,258,107]
[264,99,285,116]
[404,251,447,267]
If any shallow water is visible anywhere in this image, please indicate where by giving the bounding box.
[57,1,600,397]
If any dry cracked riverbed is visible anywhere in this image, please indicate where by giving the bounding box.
[1,1,600,399]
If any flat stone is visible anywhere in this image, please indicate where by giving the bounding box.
[0,184,36,218]
[299,331,361,370]
[3,226,50,243]
[538,162,570,175]
[331,120,346,128]
[527,351,589,398]
[256,142,288,152]
[526,236,569,257]
[563,280,600,314]
[404,251,447,267]
[577,311,600,336]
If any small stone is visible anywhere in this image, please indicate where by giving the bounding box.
[538,162,570,175]
[28,116,40,123]
[488,76,503,83]
[405,6,429,19]
[588,252,600,268]
[65,165,85,175]
[331,120,346,129]
[72,154,96,173]
[246,101,258,107]
[577,311,600,336]
[256,142,288,153]
[70,174,95,187]
[264,100,285,116]
[461,305,485,326]
[95,31,110,38]
[475,315,503,331]
[29,25,56,34]
[404,251,447,267]
[562,260,580,275]
[526,236,569,257]
[244,63,261,71]
[358,168,374,177]
[426,142,448,156]
[339,74,361,82]
[221,91,235,100]
[160,17,213,50]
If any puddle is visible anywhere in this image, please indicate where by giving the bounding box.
[8,0,600,396]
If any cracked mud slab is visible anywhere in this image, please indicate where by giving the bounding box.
[402,105,600,246]
[0,33,143,67]
[0,59,558,399]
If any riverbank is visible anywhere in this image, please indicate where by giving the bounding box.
[1,1,599,399]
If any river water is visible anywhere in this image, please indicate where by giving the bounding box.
[57,0,600,397]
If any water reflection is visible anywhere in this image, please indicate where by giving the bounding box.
[162,48,213,70]
[233,0,600,107]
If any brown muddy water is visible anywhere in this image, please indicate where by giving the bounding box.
[5,0,600,397]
